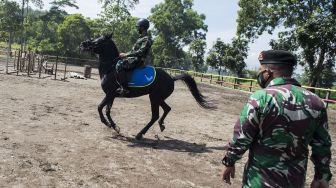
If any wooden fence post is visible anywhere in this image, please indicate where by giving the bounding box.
[16,50,21,76]
[32,53,35,72]
[233,78,237,89]
[21,52,26,71]
[5,48,10,74]
[326,91,331,108]
[27,52,31,76]
[13,51,16,70]
[210,75,212,84]
[54,56,58,80]
[38,56,42,78]
[201,74,203,82]
[249,80,253,92]
[63,57,68,81]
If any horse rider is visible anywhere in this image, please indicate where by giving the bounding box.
[116,18,153,95]
[221,50,332,188]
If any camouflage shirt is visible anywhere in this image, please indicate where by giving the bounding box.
[125,33,152,64]
[224,77,332,188]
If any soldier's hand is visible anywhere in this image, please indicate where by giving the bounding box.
[311,179,329,188]
[221,165,235,185]
[119,53,127,58]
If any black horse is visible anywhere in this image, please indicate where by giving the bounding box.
[80,34,215,140]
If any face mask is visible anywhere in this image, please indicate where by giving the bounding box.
[257,69,271,88]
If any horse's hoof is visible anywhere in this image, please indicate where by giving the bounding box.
[135,133,143,140]
[159,125,165,132]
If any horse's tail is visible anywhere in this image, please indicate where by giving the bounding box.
[173,73,216,110]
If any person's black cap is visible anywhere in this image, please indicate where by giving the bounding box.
[258,50,297,66]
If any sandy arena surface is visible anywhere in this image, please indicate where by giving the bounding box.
[0,68,335,188]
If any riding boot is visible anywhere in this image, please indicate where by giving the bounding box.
[116,69,130,95]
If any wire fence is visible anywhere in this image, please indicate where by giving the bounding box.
[161,68,336,108]
[0,49,98,80]
[1,49,335,108]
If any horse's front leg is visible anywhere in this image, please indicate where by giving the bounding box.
[106,97,120,133]
[98,95,113,128]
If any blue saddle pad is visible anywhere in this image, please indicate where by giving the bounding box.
[128,66,156,87]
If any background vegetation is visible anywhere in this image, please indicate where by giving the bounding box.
[0,0,335,88]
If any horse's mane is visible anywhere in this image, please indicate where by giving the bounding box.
[98,35,120,64]
[107,37,119,56]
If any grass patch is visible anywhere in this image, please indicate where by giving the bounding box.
[328,103,336,110]
[0,42,21,50]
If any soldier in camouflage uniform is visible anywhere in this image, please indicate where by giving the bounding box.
[221,50,332,188]
[116,18,152,95]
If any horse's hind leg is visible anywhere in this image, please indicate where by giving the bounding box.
[158,101,171,132]
[136,96,160,140]
[105,97,120,133]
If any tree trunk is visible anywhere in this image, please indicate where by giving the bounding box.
[309,48,326,88]
[9,31,12,53]
[6,32,12,74]
[20,0,25,55]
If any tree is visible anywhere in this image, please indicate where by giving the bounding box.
[0,0,22,73]
[0,0,22,52]
[50,0,78,9]
[57,14,92,56]
[97,0,140,53]
[25,0,79,54]
[237,0,336,87]
[188,37,206,72]
[98,0,138,33]
[150,0,207,68]
[206,38,230,75]
[99,0,138,9]
[225,38,248,77]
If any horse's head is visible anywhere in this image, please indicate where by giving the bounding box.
[80,34,119,62]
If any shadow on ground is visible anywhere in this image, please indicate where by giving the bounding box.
[106,134,226,153]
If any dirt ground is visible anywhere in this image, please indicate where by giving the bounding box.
[0,68,335,188]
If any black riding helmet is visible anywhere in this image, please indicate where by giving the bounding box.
[137,18,150,30]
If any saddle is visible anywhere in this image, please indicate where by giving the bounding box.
[127,65,156,87]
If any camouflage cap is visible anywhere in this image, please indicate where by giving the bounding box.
[258,50,297,66]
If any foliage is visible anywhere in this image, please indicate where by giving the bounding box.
[206,37,248,77]
[188,38,206,72]
[244,69,258,79]
[0,0,21,33]
[99,0,138,9]
[149,0,207,68]
[25,7,67,54]
[93,16,139,53]
[98,0,138,33]
[206,38,230,75]
[57,14,92,56]
[24,0,81,54]
[0,0,22,51]
[97,0,140,54]
[237,0,336,87]
[50,0,78,9]
[226,38,248,77]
